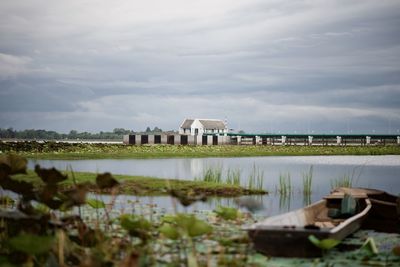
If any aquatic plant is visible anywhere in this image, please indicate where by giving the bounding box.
[226,168,241,186]
[2,154,398,266]
[247,163,264,191]
[331,174,354,189]
[202,165,223,183]
[278,172,292,195]
[214,206,239,220]
[302,165,313,195]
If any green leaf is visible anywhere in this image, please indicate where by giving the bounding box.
[120,214,152,239]
[159,223,179,240]
[96,172,119,189]
[9,233,54,254]
[308,235,341,250]
[160,214,212,238]
[86,198,106,209]
[187,217,213,237]
[214,206,239,220]
[0,154,27,175]
[360,237,379,255]
[35,165,67,184]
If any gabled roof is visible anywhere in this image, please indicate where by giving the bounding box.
[180,119,194,129]
[199,119,226,129]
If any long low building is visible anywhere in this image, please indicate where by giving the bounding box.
[123,133,400,146]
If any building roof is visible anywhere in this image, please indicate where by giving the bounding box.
[180,119,194,129]
[199,119,226,129]
[180,118,227,130]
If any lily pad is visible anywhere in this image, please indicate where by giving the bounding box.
[308,235,341,250]
[9,233,54,255]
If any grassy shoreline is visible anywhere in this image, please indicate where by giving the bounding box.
[16,170,267,197]
[2,142,400,160]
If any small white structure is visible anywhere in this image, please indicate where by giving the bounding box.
[179,118,228,136]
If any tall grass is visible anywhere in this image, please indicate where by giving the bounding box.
[302,166,313,195]
[330,166,364,189]
[226,168,241,186]
[200,165,223,183]
[330,174,353,189]
[247,163,264,191]
[196,165,265,191]
[278,172,292,195]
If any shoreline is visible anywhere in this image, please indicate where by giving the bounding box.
[2,142,400,160]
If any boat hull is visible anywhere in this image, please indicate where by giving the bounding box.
[247,198,371,257]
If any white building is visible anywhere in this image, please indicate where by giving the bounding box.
[179,119,228,136]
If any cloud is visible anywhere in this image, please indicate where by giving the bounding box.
[0,53,31,80]
[0,0,399,133]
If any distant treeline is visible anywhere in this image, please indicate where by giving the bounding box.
[0,127,170,140]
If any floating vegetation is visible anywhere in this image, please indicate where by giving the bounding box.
[1,153,399,266]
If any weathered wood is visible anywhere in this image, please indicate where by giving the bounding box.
[247,197,371,257]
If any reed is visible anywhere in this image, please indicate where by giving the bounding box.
[330,174,353,189]
[278,172,292,195]
[226,168,241,186]
[302,166,313,195]
[202,165,223,183]
[248,163,264,191]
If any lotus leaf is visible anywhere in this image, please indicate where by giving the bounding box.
[0,154,27,175]
[9,233,54,255]
[120,214,152,240]
[308,235,341,250]
[35,164,67,184]
[96,172,119,189]
[159,223,179,240]
[87,198,106,209]
[215,206,239,220]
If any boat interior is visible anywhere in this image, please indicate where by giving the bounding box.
[251,194,370,230]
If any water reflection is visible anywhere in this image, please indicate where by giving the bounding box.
[279,193,292,212]
[303,193,312,207]
[29,156,400,195]
[26,155,400,216]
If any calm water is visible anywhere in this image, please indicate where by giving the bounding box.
[27,156,400,216]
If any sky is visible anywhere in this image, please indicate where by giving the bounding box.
[1,0,400,134]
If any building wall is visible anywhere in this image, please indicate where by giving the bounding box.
[190,119,204,136]
[180,119,228,136]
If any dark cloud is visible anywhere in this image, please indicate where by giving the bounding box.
[0,0,399,133]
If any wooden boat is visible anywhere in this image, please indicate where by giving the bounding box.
[247,194,372,257]
[328,187,400,233]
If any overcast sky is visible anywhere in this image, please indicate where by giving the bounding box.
[1,0,400,134]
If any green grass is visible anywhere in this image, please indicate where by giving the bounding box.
[278,172,292,195]
[2,142,400,160]
[302,166,313,195]
[198,166,223,183]
[195,165,264,191]
[226,168,241,186]
[248,163,264,191]
[331,174,354,189]
[14,170,267,197]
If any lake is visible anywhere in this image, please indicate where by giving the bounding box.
[27,155,400,216]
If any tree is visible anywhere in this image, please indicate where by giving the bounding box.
[153,126,162,132]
